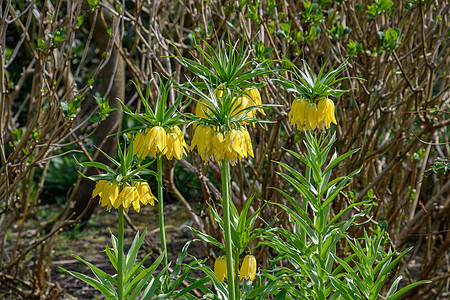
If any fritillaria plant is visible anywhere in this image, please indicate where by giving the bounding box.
[61,139,166,300]
[118,78,189,277]
[180,38,275,299]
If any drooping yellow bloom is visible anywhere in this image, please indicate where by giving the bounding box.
[190,125,214,161]
[289,99,321,131]
[133,126,188,160]
[133,126,166,158]
[230,96,249,118]
[147,126,167,157]
[92,180,156,213]
[214,256,227,283]
[116,183,139,211]
[289,98,308,128]
[165,126,189,160]
[305,103,318,130]
[195,98,213,118]
[239,255,257,281]
[191,126,254,164]
[132,182,157,212]
[214,256,234,283]
[92,180,120,210]
[290,98,337,131]
[317,98,337,130]
[242,128,254,158]
[244,88,265,116]
[133,132,146,157]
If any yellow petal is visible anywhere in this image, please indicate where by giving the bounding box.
[165,132,174,160]
[195,99,207,117]
[305,103,318,130]
[156,127,167,155]
[245,88,265,116]
[133,133,146,157]
[92,180,108,198]
[212,132,225,162]
[103,182,119,209]
[240,255,257,281]
[243,129,254,157]
[214,256,227,283]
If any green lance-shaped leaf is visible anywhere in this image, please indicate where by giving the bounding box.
[189,227,225,251]
[59,267,115,298]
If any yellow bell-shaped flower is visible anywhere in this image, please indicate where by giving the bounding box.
[133,132,146,157]
[239,255,257,281]
[93,180,120,210]
[214,256,234,283]
[147,126,167,158]
[191,126,254,164]
[165,126,189,160]
[134,125,188,160]
[305,103,318,130]
[212,131,226,162]
[191,125,214,161]
[116,184,139,212]
[132,182,157,213]
[289,98,308,129]
[244,88,265,116]
[242,128,254,158]
[317,98,337,130]
[214,256,228,283]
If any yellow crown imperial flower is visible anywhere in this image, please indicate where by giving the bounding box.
[230,96,249,118]
[191,126,254,164]
[289,100,319,131]
[244,88,265,116]
[214,256,235,283]
[317,98,337,130]
[190,125,214,161]
[147,126,167,158]
[289,98,308,129]
[212,131,226,162]
[92,180,120,210]
[239,255,257,281]
[214,256,227,283]
[116,183,139,211]
[133,126,167,158]
[92,180,156,213]
[133,126,188,160]
[280,60,348,131]
[133,131,147,157]
[132,182,157,212]
[165,126,189,160]
[305,102,319,130]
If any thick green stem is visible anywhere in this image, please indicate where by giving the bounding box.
[221,162,236,300]
[158,157,168,273]
[117,206,124,300]
[302,163,311,247]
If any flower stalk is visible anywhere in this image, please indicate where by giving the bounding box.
[157,157,168,274]
[117,206,124,300]
[221,162,236,300]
